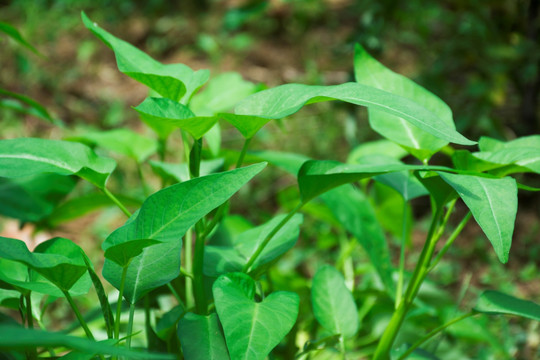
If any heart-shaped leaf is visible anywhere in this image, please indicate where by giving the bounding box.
[474,290,540,321]
[134,97,218,139]
[312,265,359,338]
[354,44,454,161]
[213,273,299,360]
[235,83,474,146]
[103,163,266,303]
[68,129,157,163]
[438,172,517,263]
[82,12,209,103]
[177,312,230,360]
[0,138,116,189]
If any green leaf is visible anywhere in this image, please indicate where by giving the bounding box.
[103,163,266,303]
[213,273,299,360]
[82,12,209,103]
[311,265,359,338]
[156,304,185,340]
[298,160,439,202]
[104,239,161,267]
[354,44,455,161]
[438,172,517,263]
[0,325,174,359]
[46,193,142,227]
[474,290,540,321]
[0,237,90,294]
[474,135,540,175]
[0,88,57,124]
[190,72,257,115]
[347,139,408,163]
[220,114,272,139]
[0,174,77,223]
[68,129,157,163]
[0,21,40,54]
[204,214,303,276]
[150,158,224,183]
[134,97,218,139]
[320,186,394,293]
[177,312,230,360]
[0,138,116,189]
[235,82,474,146]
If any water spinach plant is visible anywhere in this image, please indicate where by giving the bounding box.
[1,12,540,360]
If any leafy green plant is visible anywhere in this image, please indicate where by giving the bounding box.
[1,12,539,360]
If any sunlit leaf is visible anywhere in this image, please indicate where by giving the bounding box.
[82,12,208,103]
[213,273,299,360]
[0,138,116,189]
[103,163,266,303]
[438,172,517,263]
[235,83,474,146]
[354,44,455,161]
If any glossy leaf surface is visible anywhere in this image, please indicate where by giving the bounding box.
[213,273,299,360]
[0,138,116,188]
[103,163,266,303]
[354,44,454,160]
[235,82,474,146]
[177,312,230,360]
[312,265,359,338]
[438,172,517,263]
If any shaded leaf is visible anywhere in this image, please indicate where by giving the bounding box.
[312,265,359,338]
[150,158,224,183]
[0,138,116,189]
[0,21,40,54]
[0,88,57,124]
[177,312,230,360]
[68,129,157,163]
[474,290,540,321]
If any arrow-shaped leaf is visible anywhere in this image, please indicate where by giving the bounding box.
[102,163,267,303]
[235,83,474,146]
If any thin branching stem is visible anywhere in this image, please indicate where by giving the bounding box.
[102,187,132,217]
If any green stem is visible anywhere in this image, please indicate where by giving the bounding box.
[236,138,252,168]
[398,312,475,360]
[193,230,207,315]
[126,302,136,348]
[428,212,472,272]
[166,283,185,307]
[395,199,408,309]
[373,204,446,360]
[102,187,132,218]
[62,290,95,340]
[136,161,150,197]
[243,202,304,273]
[158,137,167,162]
[184,229,194,309]
[114,265,129,339]
[25,292,33,329]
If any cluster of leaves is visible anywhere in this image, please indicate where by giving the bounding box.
[1,11,540,360]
